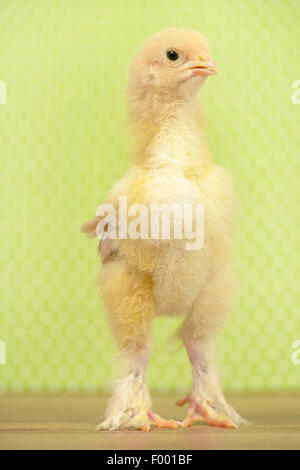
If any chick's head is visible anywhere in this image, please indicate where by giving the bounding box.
[129,28,218,103]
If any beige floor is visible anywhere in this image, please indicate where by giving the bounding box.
[0,393,299,449]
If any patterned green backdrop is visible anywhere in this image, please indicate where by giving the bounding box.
[0,0,299,393]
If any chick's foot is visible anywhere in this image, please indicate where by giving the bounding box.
[97,372,151,431]
[97,409,180,431]
[177,394,246,429]
[97,407,149,431]
[97,373,181,431]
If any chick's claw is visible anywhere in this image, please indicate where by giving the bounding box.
[176,395,190,407]
[148,410,181,429]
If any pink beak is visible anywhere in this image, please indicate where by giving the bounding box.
[190,58,218,77]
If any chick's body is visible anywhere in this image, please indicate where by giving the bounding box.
[82,29,245,431]
[103,142,234,323]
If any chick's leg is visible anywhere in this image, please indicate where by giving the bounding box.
[98,260,180,431]
[178,338,245,428]
[97,348,149,431]
[177,271,246,429]
[98,348,180,431]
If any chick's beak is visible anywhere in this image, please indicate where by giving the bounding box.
[190,55,218,77]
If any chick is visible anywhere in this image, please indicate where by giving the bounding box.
[82,28,246,431]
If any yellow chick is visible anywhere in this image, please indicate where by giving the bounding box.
[81,28,246,431]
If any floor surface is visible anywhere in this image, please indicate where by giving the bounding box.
[0,393,299,450]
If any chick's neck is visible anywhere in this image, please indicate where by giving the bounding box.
[129,91,212,174]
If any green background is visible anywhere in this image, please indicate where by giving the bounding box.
[0,0,299,394]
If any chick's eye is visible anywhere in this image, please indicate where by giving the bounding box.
[166,50,179,61]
